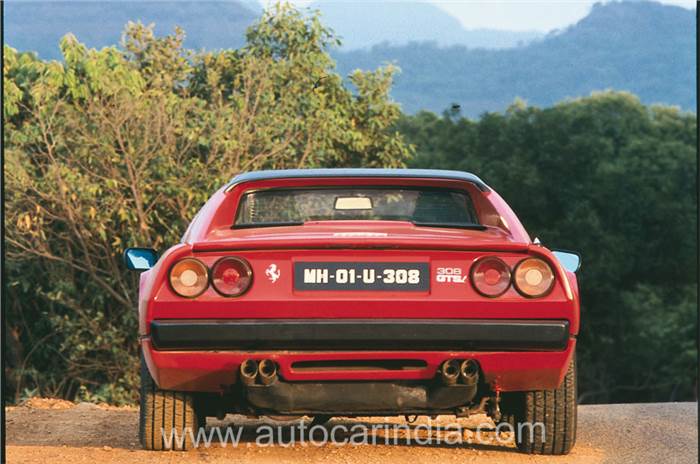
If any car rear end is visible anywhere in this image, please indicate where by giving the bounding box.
[134,170,579,453]
[144,244,576,389]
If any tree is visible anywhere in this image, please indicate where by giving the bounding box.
[3,3,413,403]
[402,91,697,403]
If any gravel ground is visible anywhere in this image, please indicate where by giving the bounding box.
[4,399,697,463]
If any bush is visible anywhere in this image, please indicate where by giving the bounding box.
[401,93,697,403]
[3,4,412,403]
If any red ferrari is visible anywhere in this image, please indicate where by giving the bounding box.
[125,169,581,454]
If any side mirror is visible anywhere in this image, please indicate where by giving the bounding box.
[123,247,158,271]
[552,250,581,273]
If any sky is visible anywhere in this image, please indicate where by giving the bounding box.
[270,0,697,31]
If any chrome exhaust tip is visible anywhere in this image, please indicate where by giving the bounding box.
[460,359,479,385]
[440,359,460,386]
[240,359,259,386]
[258,359,278,385]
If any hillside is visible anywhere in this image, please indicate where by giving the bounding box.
[334,1,696,114]
[306,1,542,49]
[3,0,541,59]
[3,1,259,59]
[3,1,695,115]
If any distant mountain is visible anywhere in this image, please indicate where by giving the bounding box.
[3,1,695,116]
[306,1,542,49]
[4,0,542,59]
[334,1,696,114]
[3,1,259,60]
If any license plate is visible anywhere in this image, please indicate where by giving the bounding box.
[294,262,430,291]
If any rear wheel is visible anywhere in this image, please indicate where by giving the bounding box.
[139,350,203,450]
[500,356,577,455]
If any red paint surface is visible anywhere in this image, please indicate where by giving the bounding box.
[142,338,576,392]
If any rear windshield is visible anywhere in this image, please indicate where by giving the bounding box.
[234,187,479,228]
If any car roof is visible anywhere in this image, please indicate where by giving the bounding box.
[225,168,489,192]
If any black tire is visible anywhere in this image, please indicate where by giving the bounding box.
[139,351,203,450]
[500,356,577,455]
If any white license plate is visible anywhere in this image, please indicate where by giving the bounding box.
[294,262,430,291]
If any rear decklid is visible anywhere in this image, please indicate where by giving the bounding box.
[192,221,529,252]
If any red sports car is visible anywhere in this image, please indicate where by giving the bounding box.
[125,169,581,454]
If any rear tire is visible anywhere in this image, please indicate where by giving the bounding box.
[139,350,203,450]
[500,356,577,455]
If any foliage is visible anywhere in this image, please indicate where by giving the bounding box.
[3,3,411,404]
[401,91,697,402]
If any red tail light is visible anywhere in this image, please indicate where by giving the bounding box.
[470,257,511,297]
[211,257,253,297]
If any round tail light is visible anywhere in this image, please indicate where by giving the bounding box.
[211,257,253,297]
[470,257,511,297]
[169,258,209,298]
[514,258,555,298]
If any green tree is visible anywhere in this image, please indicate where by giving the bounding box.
[402,92,697,403]
[3,3,412,403]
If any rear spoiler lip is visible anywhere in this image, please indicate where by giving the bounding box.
[224,169,491,193]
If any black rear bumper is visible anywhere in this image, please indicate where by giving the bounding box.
[150,319,570,351]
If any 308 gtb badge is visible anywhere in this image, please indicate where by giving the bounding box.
[436,267,468,283]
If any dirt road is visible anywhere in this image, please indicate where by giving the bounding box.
[5,399,697,463]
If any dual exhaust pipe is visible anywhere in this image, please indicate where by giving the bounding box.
[243,358,478,387]
[240,359,278,386]
[440,359,479,386]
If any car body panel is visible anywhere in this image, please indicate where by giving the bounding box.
[141,338,576,392]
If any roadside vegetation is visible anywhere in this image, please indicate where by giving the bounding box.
[402,95,697,403]
[4,4,696,405]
